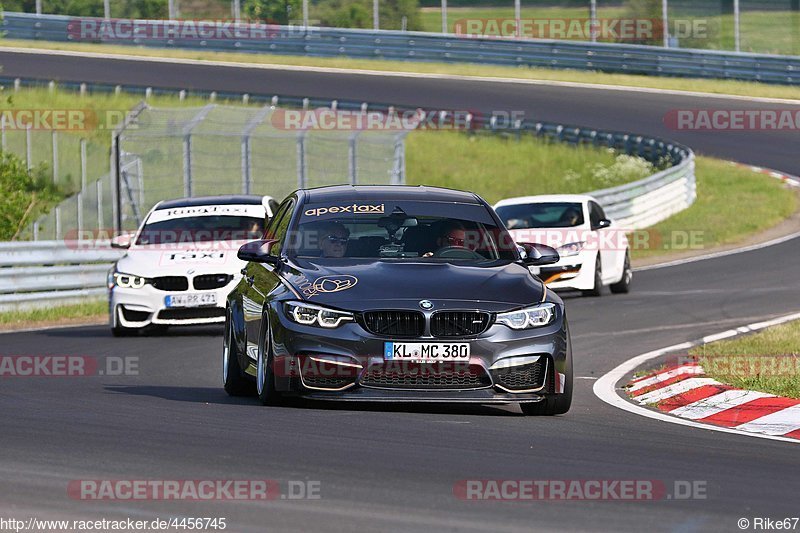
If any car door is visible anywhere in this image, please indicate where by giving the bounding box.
[588,200,620,283]
[243,198,295,362]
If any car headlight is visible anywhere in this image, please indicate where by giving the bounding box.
[110,271,147,289]
[496,303,557,330]
[285,301,354,328]
[557,242,585,257]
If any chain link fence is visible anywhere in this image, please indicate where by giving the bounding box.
[19,101,409,238]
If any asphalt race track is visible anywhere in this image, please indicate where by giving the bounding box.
[1,49,799,532]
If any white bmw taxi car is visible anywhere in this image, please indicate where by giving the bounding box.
[108,195,277,336]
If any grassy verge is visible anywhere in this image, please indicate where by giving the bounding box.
[631,158,797,260]
[406,130,657,204]
[0,299,106,329]
[689,320,800,399]
[3,39,800,101]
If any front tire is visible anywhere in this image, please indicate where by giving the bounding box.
[256,318,282,406]
[520,352,573,416]
[223,315,252,396]
[581,254,603,297]
[610,250,632,294]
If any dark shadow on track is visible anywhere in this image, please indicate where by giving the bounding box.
[104,385,258,405]
[41,325,223,338]
[104,385,521,416]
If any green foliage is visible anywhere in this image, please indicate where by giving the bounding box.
[0,151,63,240]
[242,0,302,24]
[3,0,166,18]
[314,0,422,30]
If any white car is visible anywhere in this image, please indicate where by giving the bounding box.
[108,195,277,336]
[494,194,632,296]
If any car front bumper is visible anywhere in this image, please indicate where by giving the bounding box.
[259,303,570,403]
[530,250,597,291]
[110,283,236,328]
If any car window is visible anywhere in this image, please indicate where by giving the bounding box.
[269,199,296,255]
[588,201,605,228]
[495,202,585,229]
[265,200,291,240]
[290,201,517,262]
[136,204,266,245]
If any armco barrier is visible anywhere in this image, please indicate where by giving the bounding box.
[4,12,800,85]
[0,77,694,311]
[0,240,123,312]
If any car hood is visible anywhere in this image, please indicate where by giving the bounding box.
[115,244,246,277]
[280,258,546,312]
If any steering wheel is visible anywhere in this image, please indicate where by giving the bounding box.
[432,246,484,259]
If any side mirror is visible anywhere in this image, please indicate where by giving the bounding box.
[238,239,280,265]
[519,242,560,266]
[594,218,612,230]
[110,233,133,249]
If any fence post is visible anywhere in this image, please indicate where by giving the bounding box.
[241,135,251,194]
[80,139,88,190]
[348,132,359,185]
[181,105,215,198]
[33,219,40,241]
[391,134,406,185]
[183,134,193,197]
[111,134,119,233]
[55,206,62,240]
[26,125,32,170]
[297,131,307,189]
[77,191,84,240]
[51,130,59,184]
[1,114,5,152]
[97,179,103,230]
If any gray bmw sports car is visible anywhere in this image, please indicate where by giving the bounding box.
[223,185,573,415]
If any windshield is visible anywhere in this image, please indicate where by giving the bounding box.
[136,215,265,245]
[496,202,585,229]
[290,201,517,262]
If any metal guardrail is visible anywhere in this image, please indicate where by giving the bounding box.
[0,77,694,311]
[0,240,123,312]
[4,12,800,85]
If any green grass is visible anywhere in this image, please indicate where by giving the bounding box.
[631,158,797,260]
[419,6,800,56]
[0,299,106,327]
[4,39,800,101]
[419,5,625,34]
[690,320,800,399]
[406,130,656,204]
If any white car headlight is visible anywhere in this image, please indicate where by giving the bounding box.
[285,301,354,328]
[496,303,557,330]
[111,271,147,289]
[557,242,585,257]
